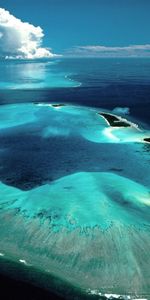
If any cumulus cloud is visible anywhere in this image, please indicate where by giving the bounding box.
[65,44,150,57]
[112,107,130,115]
[0,8,55,59]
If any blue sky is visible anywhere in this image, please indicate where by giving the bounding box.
[0,0,150,57]
[1,0,150,52]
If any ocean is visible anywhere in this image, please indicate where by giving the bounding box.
[0,57,150,300]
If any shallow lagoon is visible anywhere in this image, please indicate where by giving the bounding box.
[0,102,150,299]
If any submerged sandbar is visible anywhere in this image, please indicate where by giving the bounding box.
[0,103,150,299]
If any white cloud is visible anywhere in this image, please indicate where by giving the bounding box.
[112,107,130,115]
[0,8,55,59]
[65,44,150,57]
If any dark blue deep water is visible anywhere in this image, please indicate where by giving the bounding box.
[0,58,150,126]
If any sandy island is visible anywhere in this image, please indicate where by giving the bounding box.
[52,104,65,108]
[144,137,150,143]
[98,112,131,127]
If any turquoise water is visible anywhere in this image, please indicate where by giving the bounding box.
[0,58,150,299]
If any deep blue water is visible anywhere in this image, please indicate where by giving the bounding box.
[0,58,150,127]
